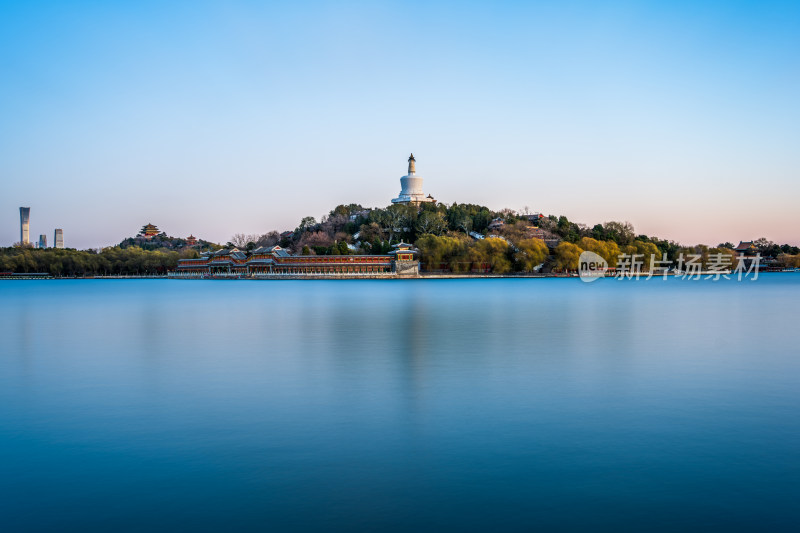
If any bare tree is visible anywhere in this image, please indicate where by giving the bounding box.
[415,211,447,236]
[357,222,386,243]
[230,233,261,248]
[318,214,350,238]
[256,231,280,247]
[384,204,414,243]
[296,231,334,251]
[455,215,472,234]
[754,237,774,251]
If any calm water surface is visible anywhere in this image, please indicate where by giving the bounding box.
[1,277,799,532]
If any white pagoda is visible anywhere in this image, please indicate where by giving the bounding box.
[392,153,435,205]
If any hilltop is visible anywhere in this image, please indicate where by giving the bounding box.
[232,202,800,273]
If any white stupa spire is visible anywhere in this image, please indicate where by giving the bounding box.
[392,153,434,205]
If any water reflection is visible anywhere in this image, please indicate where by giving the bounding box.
[0,277,799,531]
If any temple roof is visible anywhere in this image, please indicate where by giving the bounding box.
[252,245,290,257]
[213,247,245,257]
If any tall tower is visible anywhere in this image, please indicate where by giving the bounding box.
[54,228,64,249]
[391,153,435,205]
[38,234,47,249]
[19,207,30,245]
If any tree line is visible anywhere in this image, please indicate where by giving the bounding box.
[226,203,799,274]
[0,246,200,276]
[415,234,800,274]
[6,202,795,276]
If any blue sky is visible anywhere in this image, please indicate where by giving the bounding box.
[1,0,798,248]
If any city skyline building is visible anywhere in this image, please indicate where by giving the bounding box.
[39,234,47,249]
[19,207,30,245]
[54,228,64,249]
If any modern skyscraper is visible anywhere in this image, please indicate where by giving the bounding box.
[39,234,47,249]
[19,207,30,245]
[54,228,64,249]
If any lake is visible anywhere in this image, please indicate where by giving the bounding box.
[1,276,799,531]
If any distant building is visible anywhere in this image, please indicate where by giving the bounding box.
[20,207,30,245]
[170,244,419,277]
[186,235,198,246]
[54,229,64,249]
[349,209,372,221]
[140,223,160,238]
[735,241,756,255]
[389,242,416,261]
[392,154,436,205]
[38,234,47,249]
[488,218,505,231]
[523,213,545,224]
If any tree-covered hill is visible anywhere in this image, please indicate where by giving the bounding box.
[2,203,797,276]
[263,203,799,273]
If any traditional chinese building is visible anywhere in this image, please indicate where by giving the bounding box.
[207,248,249,275]
[170,245,418,278]
[388,242,419,276]
[488,218,505,231]
[735,241,757,255]
[140,223,160,238]
[389,242,415,261]
[186,235,198,246]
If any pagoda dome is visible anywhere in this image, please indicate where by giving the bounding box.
[391,153,435,205]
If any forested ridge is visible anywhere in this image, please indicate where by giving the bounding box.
[3,202,799,275]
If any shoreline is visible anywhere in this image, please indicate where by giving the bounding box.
[1,270,797,281]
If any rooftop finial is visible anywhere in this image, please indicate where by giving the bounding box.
[408,153,415,174]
